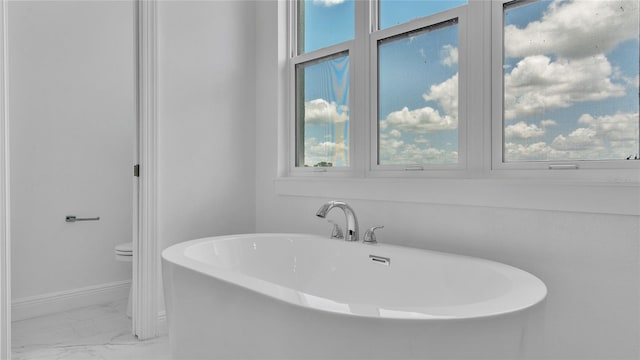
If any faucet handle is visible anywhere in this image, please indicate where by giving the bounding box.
[328,220,344,239]
[363,226,384,244]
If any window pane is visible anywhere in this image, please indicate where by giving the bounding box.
[378,20,459,165]
[503,0,639,162]
[296,52,350,167]
[297,0,354,54]
[379,0,466,30]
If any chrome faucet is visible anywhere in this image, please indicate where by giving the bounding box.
[316,201,359,241]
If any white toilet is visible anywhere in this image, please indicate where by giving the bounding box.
[114,242,133,318]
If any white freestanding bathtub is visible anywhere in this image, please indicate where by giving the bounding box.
[162,233,547,359]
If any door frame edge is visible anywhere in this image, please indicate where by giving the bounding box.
[134,0,159,341]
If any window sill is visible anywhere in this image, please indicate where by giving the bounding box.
[274,175,640,216]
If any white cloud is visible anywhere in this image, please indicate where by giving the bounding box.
[377,56,460,134]
[376,67,460,164]
[379,134,457,164]
[505,121,546,140]
[551,127,601,151]
[303,137,348,167]
[312,0,346,7]
[506,112,639,161]
[304,139,333,167]
[505,0,639,59]
[505,142,553,161]
[503,1,637,121]
[506,138,613,161]
[389,129,402,138]
[540,119,558,128]
[504,55,626,120]
[423,73,458,118]
[382,106,457,133]
[578,112,638,141]
[440,45,458,67]
[304,98,348,124]
[379,133,404,151]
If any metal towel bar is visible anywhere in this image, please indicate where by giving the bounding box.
[65,215,100,223]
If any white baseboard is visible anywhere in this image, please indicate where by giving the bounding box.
[11,280,131,322]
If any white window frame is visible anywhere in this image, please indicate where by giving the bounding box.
[490,0,640,176]
[369,5,468,177]
[285,0,640,183]
[288,0,357,177]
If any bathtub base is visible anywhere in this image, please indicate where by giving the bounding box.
[163,260,544,360]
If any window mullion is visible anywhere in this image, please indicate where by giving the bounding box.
[351,0,370,176]
[466,0,490,177]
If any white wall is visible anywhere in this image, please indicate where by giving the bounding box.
[156,0,257,313]
[254,1,639,359]
[8,0,258,318]
[9,1,135,302]
[157,0,256,252]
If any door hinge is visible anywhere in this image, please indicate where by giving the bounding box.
[134,164,140,177]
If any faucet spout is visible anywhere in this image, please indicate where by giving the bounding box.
[316,201,359,241]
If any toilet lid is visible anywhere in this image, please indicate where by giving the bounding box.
[115,242,133,253]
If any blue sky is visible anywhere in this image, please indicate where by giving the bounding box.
[299,0,640,166]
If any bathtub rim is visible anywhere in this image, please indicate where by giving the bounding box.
[161,232,548,321]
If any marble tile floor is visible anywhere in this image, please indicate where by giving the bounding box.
[11,298,171,360]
